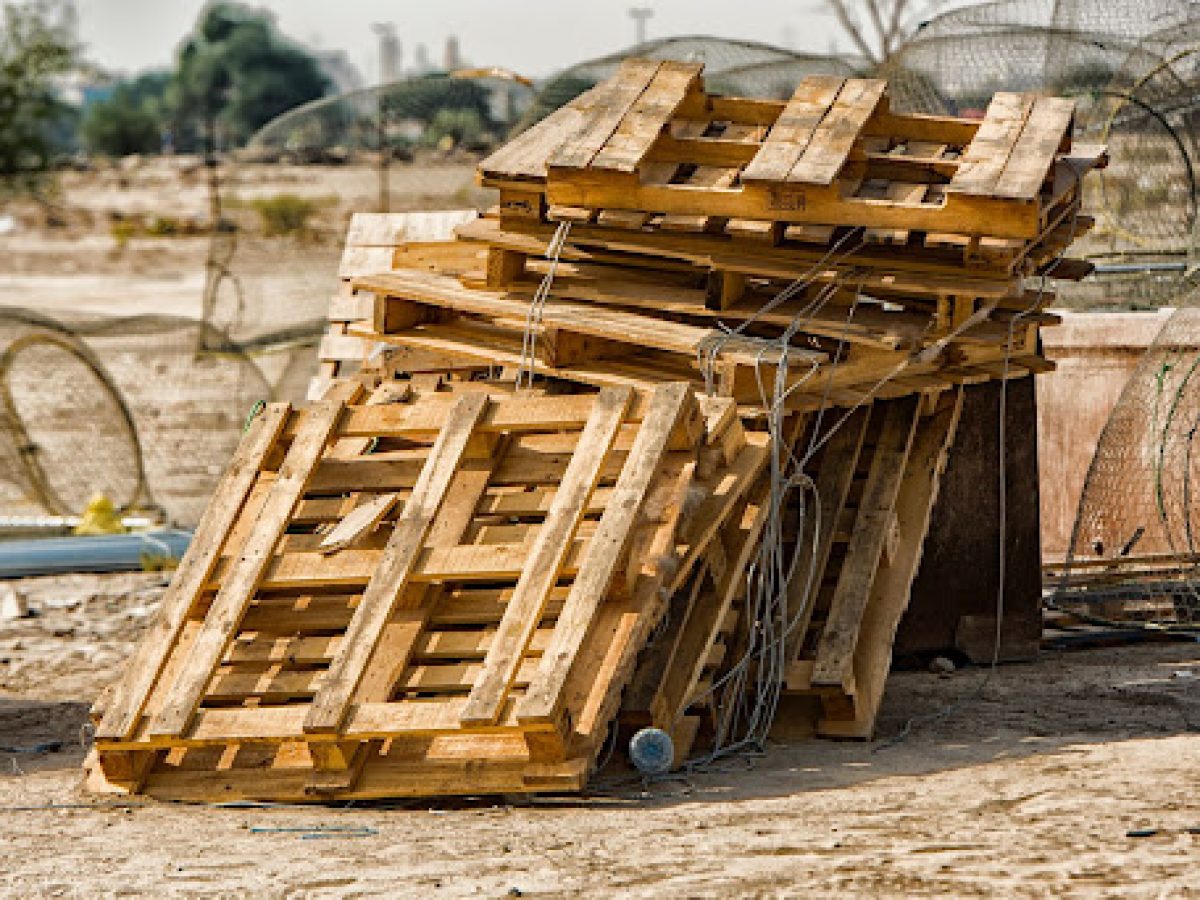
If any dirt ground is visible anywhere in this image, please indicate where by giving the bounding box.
[2,159,1198,897]
[0,571,1198,897]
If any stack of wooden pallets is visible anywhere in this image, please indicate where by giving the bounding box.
[87,60,1102,801]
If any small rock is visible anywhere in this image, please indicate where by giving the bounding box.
[929,656,956,676]
[0,586,28,620]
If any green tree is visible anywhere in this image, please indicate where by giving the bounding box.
[0,0,75,191]
[379,75,492,127]
[170,2,329,150]
[83,71,171,156]
[426,107,487,150]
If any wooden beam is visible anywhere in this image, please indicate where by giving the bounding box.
[147,382,362,738]
[459,386,632,727]
[305,392,490,733]
[94,402,290,741]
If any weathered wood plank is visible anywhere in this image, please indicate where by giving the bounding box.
[591,61,702,173]
[548,59,663,170]
[516,382,694,725]
[147,383,362,738]
[460,387,632,726]
[305,393,489,733]
[788,79,887,185]
[948,92,1037,197]
[811,396,920,688]
[318,492,399,554]
[819,390,963,738]
[784,407,871,663]
[741,75,845,183]
[994,96,1075,200]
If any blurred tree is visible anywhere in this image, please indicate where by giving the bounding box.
[379,75,492,127]
[82,72,171,157]
[825,0,943,68]
[0,0,76,192]
[170,2,330,149]
[425,107,487,151]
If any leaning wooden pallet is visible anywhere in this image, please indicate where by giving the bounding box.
[87,378,768,800]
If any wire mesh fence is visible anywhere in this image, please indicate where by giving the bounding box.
[1053,304,1200,625]
[0,308,307,526]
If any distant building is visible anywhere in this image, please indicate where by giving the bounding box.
[373,23,401,85]
[444,36,463,71]
[413,42,431,74]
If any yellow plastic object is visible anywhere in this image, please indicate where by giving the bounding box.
[73,493,126,535]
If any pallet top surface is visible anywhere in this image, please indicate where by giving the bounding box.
[480,59,1102,241]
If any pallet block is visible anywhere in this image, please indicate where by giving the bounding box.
[87,379,769,800]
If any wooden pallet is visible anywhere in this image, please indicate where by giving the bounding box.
[481,60,1104,246]
[308,210,483,400]
[86,378,770,800]
[782,389,963,738]
[347,260,1049,415]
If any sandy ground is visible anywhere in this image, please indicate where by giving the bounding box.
[2,158,1198,898]
[0,572,1198,897]
[0,159,482,322]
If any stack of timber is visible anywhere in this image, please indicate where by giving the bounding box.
[352,60,1103,412]
[88,61,1102,800]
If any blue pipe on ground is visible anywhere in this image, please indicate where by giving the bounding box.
[0,530,192,579]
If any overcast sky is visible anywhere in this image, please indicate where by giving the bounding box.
[75,0,858,81]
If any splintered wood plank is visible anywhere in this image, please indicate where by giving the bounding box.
[993,96,1075,200]
[516,382,694,725]
[948,92,1037,197]
[788,79,887,186]
[819,390,963,738]
[591,60,702,173]
[811,396,920,688]
[742,75,845,183]
[147,383,362,738]
[784,406,871,664]
[459,387,633,726]
[305,392,489,734]
[548,58,663,170]
[318,492,400,554]
[94,403,291,742]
